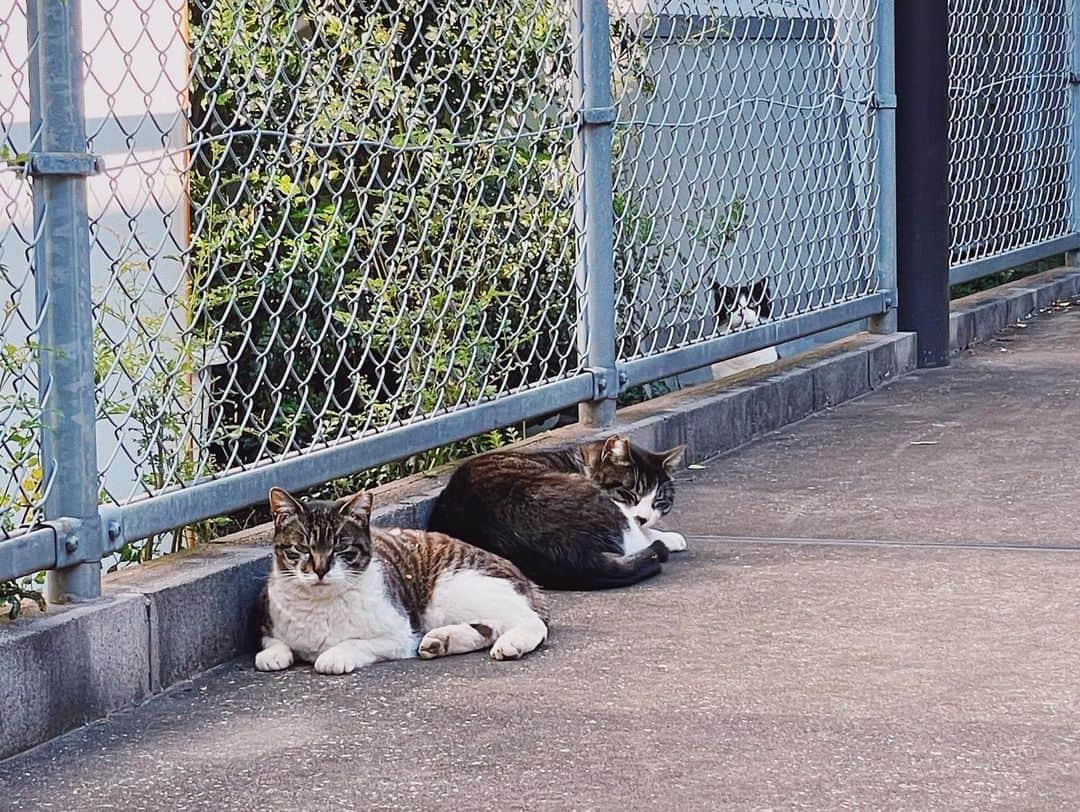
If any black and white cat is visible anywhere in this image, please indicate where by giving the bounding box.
[256,488,548,674]
[427,436,686,590]
[710,278,778,378]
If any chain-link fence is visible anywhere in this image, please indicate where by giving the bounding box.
[610,4,885,374]
[948,0,1079,285]
[30,0,1080,599]
[91,0,586,515]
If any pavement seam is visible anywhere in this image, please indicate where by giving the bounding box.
[686,534,1080,553]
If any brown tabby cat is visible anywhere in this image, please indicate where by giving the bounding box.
[255,488,548,675]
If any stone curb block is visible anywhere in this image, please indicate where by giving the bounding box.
[0,329,919,760]
[811,349,870,411]
[0,595,151,761]
[870,332,918,389]
[950,266,1080,353]
[106,547,271,692]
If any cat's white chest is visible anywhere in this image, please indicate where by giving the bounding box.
[267,561,414,661]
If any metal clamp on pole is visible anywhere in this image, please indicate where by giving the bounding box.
[23,152,105,177]
[27,0,104,602]
[50,517,87,569]
[98,504,126,556]
[572,0,619,427]
[579,106,617,126]
[869,92,898,111]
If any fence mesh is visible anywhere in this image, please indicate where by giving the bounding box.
[1,0,892,539]
[84,0,582,507]
[948,0,1074,270]
[0,4,44,534]
[609,1,882,363]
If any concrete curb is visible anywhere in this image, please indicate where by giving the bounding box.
[0,594,151,760]
[950,266,1080,353]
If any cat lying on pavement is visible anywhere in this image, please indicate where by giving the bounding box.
[428,435,686,590]
[255,488,548,674]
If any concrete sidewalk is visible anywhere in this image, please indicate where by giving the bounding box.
[2,300,1078,810]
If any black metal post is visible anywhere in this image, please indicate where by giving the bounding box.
[895,0,951,367]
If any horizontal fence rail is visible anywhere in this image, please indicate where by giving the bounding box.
[5,0,1067,595]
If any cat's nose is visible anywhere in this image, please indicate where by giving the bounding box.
[636,516,648,526]
[313,560,331,579]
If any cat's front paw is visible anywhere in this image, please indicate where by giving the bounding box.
[418,630,449,659]
[649,529,687,552]
[314,645,366,675]
[662,531,687,552]
[490,637,525,661]
[313,643,375,673]
[255,644,293,672]
[490,623,546,661]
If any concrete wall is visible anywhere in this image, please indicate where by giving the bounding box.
[612,1,879,354]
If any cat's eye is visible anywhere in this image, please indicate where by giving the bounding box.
[281,548,301,560]
[614,488,636,503]
[293,544,310,555]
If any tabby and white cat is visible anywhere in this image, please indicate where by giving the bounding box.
[710,278,778,379]
[256,488,548,674]
[427,436,686,591]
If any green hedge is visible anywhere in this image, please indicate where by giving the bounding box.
[189,0,577,488]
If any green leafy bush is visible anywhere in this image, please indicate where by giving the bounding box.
[188,0,578,489]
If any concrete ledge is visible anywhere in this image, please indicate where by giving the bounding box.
[870,332,918,389]
[950,266,1080,353]
[106,547,270,691]
[811,348,870,410]
[0,329,917,760]
[0,594,151,760]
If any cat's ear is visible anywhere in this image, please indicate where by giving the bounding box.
[336,491,373,523]
[660,444,686,472]
[268,487,304,525]
[601,435,632,467]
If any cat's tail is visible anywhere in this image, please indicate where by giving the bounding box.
[549,541,669,591]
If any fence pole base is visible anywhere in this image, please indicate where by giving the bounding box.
[579,399,616,428]
[46,563,103,604]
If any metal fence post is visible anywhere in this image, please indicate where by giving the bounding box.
[869,0,898,335]
[572,0,618,427]
[27,0,103,601]
[895,0,950,367]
